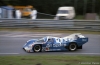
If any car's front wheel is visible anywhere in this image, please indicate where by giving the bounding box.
[33,45,42,52]
[68,43,77,51]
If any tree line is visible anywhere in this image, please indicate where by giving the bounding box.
[0,0,100,15]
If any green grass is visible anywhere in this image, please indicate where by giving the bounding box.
[0,55,100,65]
[0,28,100,34]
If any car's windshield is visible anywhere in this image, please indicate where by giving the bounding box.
[37,39,44,42]
[57,10,69,14]
[36,36,53,43]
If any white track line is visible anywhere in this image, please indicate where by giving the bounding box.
[0,53,19,54]
[64,53,100,55]
[0,33,62,37]
[32,34,62,35]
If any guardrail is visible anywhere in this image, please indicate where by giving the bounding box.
[0,19,100,31]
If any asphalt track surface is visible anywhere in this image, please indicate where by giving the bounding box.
[0,31,100,55]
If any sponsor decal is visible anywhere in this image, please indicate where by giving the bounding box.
[82,39,87,41]
[46,43,66,47]
[46,44,52,47]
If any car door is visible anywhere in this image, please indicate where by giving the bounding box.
[52,38,62,51]
[45,38,54,51]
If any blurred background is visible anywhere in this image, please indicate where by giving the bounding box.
[0,0,100,20]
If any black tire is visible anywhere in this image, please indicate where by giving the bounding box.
[33,45,42,52]
[68,43,77,51]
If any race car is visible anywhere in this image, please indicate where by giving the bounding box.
[23,33,88,52]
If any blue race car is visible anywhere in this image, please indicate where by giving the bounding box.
[23,33,88,52]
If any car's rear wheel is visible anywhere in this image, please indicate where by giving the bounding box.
[33,45,42,52]
[68,43,77,51]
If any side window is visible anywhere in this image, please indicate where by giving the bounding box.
[48,38,54,43]
[55,39,60,43]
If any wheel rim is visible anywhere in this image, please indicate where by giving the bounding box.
[69,44,76,51]
[34,45,41,52]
